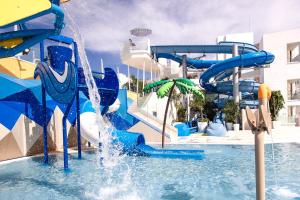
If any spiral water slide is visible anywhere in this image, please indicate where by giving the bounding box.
[152,42,275,107]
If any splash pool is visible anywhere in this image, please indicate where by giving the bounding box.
[0,143,300,200]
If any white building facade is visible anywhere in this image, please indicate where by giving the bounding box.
[259,28,300,125]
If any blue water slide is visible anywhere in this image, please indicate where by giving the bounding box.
[112,130,205,160]
[200,51,275,92]
[151,43,274,107]
[151,44,258,55]
[77,67,119,111]
[155,53,219,69]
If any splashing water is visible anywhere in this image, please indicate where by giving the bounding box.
[63,6,118,168]
[62,6,141,200]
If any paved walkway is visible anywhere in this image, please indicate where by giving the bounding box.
[175,127,300,145]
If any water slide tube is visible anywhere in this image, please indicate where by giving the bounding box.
[152,43,274,108]
[74,61,205,159]
[200,51,274,91]
[79,107,205,160]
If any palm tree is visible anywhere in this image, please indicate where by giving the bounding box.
[144,78,204,148]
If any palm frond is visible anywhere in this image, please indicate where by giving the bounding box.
[143,79,171,93]
[175,81,204,99]
[156,81,174,98]
[175,78,196,86]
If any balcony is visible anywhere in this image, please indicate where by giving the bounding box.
[121,39,161,74]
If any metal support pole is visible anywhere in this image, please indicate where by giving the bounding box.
[232,44,239,105]
[182,55,187,78]
[42,85,48,164]
[76,91,81,159]
[127,65,130,91]
[187,94,190,121]
[182,55,190,121]
[62,103,73,170]
[40,41,48,164]
[137,69,139,95]
[62,115,68,170]
[73,42,81,159]
[142,60,145,96]
[40,41,44,62]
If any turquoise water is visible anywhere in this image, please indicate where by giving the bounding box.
[0,143,300,200]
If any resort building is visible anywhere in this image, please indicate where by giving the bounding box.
[122,28,300,128]
[258,28,300,125]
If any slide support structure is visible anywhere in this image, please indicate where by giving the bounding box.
[74,42,81,159]
[62,101,74,170]
[42,85,48,164]
[40,41,48,164]
[181,55,190,121]
[232,44,240,105]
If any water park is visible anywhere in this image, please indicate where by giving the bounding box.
[0,0,300,200]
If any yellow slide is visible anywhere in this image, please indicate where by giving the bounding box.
[0,57,36,80]
[0,0,51,28]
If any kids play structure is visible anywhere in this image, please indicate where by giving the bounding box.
[0,0,205,170]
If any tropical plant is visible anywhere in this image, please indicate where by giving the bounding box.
[144,78,204,148]
[223,100,240,123]
[176,105,186,122]
[171,91,182,110]
[203,101,217,121]
[190,93,206,119]
[269,90,285,121]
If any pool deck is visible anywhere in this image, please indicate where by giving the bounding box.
[170,127,300,145]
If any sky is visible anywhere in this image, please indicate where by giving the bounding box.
[58,0,300,77]
[62,0,300,51]
[3,0,300,78]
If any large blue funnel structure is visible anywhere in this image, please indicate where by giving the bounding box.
[47,46,73,75]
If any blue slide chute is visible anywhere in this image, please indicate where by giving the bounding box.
[200,51,275,92]
[113,130,205,160]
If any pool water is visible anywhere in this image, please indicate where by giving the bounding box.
[0,143,300,200]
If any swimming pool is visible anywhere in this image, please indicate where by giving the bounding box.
[0,143,299,200]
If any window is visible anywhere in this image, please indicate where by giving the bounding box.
[287,79,300,100]
[287,42,300,63]
[288,105,300,123]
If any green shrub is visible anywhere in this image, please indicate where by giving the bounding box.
[177,106,186,122]
[269,91,284,121]
[223,100,240,123]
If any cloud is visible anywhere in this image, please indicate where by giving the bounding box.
[3,0,299,53]
[61,0,300,52]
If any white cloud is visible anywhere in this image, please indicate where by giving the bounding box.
[62,0,300,52]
